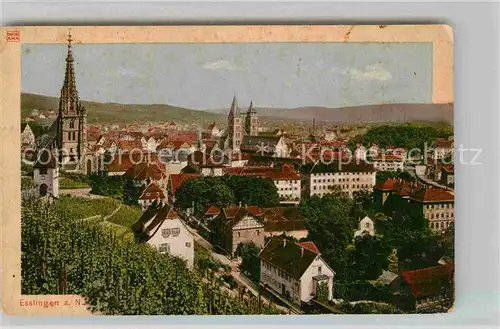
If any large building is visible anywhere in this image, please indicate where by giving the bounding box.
[301,161,376,198]
[409,187,455,234]
[223,164,301,204]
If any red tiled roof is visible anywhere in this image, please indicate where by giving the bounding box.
[297,241,321,255]
[169,173,200,195]
[402,264,454,298]
[410,187,454,203]
[374,178,398,191]
[125,162,167,181]
[204,205,221,216]
[435,138,453,148]
[139,182,166,200]
[222,205,263,218]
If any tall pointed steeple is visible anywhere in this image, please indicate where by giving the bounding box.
[229,94,239,117]
[245,100,258,136]
[59,29,79,116]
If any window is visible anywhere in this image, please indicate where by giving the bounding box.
[365,222,370,229]
[238,232,241,238]
[256,230,260,236]
[67,132,71,140]
[185,242,191,248]
[172,227,180,237]
[39,168,48,175]
[69,120,75,129]
[318,266,322,274]
[162,228,171,238]
[158,243,170,254]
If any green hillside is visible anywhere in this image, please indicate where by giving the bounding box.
[21,93,225,125]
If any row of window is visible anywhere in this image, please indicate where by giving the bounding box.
[279,187,299,191]
[313,184,371,190]
[429,221,452,230]
[158,242,191,254]
[263,262,293,282]
[162,227,181,238]
[425,204,453,209]
[313,177,370,183]
[426,212,454,220]
[235,230,260,238]
[313,172,372,177]
[278,180,300,184]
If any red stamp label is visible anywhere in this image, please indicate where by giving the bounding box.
[6,30,20,42]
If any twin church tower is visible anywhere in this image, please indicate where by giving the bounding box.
[225,95,259,152]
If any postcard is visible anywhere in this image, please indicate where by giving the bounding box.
[1,25,453,315]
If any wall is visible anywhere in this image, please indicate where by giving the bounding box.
[309,171,376,198]
[260,259,301,305]
[147,218,194,268]
[299,257,335,302]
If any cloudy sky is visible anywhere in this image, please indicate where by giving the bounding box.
[22,42,432,110]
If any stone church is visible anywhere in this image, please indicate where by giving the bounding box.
[36,31,98,175]
[220,96,259,153]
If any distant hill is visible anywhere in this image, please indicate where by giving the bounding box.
[254,103,453,124]
[21,93,224,125]
[205,103,453,124]
[22,93,453,125]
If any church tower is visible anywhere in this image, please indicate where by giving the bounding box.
[244,100,258,136]
[56,31,87,165]
[226,95,243,151]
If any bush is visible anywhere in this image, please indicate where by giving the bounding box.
[334,281,393,303]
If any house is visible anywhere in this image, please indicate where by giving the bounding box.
[223,164,301,204]
[261,207,308,240]
[182,150,229,176]
[207,122,221,138]
[397,264,454,312]
[371,154,405,172]
[209,204,266,256]
[354,144,367,161]
[440,165,454,187]
[124,161,168,191]
[409,187,454,234]
[433,138,454,160]
[301,160,376,198]
[138,182,167,211]
[205,205,309,245]
[259,237,335,306]
[33,149,59,199]
[168,173,201,202]
[354,216,375,237]
[377,270,399,286]
[132,203,194,268]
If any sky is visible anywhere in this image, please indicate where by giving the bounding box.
[21,42,433,110]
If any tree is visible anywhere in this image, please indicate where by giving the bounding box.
[224,176,279,207]
[299,194,354,280]
[315,282,329,302]
[235,242,261,282]
[174,178,210,212]
[351,234,392,280]
[122,176,141,206]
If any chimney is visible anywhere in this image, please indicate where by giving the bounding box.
[283,239,287,247]
[300,247,304,257]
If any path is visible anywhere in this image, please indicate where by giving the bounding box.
[60,188,108,199]
[181,213,292,313]
[103,203,123,220]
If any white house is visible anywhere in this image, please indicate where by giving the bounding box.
[132,203,194,269]
[259,237,335,306]
[33,149,59,199]
[138,182,168,212]
[354,216,375,237]
[354,145,367,161]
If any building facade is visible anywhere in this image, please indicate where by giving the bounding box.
[259,237,335,306]
[409,188,455,233]
[132,204,194,268]
[302,161,376,198]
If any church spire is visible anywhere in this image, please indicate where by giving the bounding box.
[59,29,79,116]
[229,94,239,118]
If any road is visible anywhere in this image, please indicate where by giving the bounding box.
[182,215,292,313]
[405,165,454,194]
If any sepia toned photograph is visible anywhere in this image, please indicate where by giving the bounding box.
[6,25,454,315]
